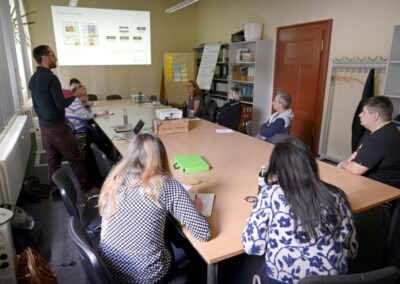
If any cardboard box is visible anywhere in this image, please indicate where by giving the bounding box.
[154,118,189,135]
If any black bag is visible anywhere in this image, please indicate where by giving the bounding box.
[20,176,50,203]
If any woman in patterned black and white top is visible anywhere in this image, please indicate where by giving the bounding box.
[242,137,358,284]
[98,133,211,283]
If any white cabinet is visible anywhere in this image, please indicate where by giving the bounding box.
[384,25,400,117]
[228,40,274,136]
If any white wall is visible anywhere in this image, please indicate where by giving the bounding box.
[195,0,400,155]
[24,0,198,99]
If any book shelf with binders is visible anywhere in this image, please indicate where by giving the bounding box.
[228,40,274,136]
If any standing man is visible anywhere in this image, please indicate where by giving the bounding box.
[338,96,400,188]
[28,45,91,200]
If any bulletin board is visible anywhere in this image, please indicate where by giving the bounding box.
[163,52,196,105]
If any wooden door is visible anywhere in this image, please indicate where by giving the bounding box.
[274,20,332,154]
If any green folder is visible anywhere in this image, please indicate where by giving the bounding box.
[174,155,210,173]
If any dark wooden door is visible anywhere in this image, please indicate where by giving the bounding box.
[274,20,332,153]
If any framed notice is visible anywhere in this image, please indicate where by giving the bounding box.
[196,43,221,90]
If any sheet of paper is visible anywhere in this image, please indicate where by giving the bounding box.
[216,128,234,134]
[188,193,215,217]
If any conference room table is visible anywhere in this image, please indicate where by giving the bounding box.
[92,99,400,284]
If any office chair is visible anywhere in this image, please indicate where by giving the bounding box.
[106,94,122,100]
[149,95,158,101]
[68,216,188,284]
[298,266,400,284]
[68,216,114,284]
[270,133,290,144]
[383,199,400,265]
[160,98,168,105]
[87,94,98,101]
[90,143,113,179]
[52,169,101,237]
[202,100,218,122]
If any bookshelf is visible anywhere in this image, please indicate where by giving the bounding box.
[228,40,274,136]
[194,40,274,135]
[383,25,400,118]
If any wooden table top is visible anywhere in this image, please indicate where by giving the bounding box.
[94,101,400,264]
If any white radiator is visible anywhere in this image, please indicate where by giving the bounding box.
[0,116,31,205]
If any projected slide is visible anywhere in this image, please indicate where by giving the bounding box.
[51,6,151,66]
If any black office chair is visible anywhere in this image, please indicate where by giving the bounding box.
[160,98,168,106]
[68,216,114,284]
[149,95,158,101]
[201,100,218,122]
[69,216,188,284]
[90,143,113,179]
[298,266,400,284]
[270,133,291,144]
[52,169,101,237]
[106,94,122,100]
[87,94,98,101]
[383,199,400,265]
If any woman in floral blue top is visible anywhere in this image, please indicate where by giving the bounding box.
[242,137,358,284]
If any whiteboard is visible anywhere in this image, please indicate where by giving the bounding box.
[196,44,221,90]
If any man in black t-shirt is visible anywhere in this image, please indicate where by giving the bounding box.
[338,96,400,189]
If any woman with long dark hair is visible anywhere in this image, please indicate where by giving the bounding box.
[99,133,210,283]
[242,137,358,284]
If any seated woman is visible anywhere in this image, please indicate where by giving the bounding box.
[98,133,211,283]
[256,90,294,142]
[186,80,203,117]
[217,86,242,130]
[242,137,358,284]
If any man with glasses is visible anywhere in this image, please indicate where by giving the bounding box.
[338,96,400,188]
[256,90,294,143]
[28,45,93,201]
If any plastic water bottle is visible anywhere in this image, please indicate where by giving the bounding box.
[182,101,188,118]
[258,165,267,194]
[123,109,128,125]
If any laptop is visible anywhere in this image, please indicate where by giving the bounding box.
[114,119,144,137]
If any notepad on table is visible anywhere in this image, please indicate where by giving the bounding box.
[188,193,215,217]
[174,155,210,173]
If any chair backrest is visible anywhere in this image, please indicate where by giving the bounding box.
[298,266,400,284]
[87,94,98,101]
[270,133,290,145]
[159,98,168,106]
[149,95,157,101]
[106,94,122,100]
[52,169,79,218]
[202,100,218,122]
[90,143,112,178]
[68,217,114,284]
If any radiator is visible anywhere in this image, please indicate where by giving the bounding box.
[0,116,31,205]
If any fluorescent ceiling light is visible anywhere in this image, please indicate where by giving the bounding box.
[69,0,78,7]
[165,0,199,14]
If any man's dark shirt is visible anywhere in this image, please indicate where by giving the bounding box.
[28,66,74,127]
[352,122,400,188]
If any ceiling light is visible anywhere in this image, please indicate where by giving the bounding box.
[165,0,199,14]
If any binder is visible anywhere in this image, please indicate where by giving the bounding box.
[173,155,210,173]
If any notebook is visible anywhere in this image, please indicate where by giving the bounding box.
[188,193,215,217]
[174,155,210,173]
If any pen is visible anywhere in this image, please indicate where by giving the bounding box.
[195,194,197,200]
